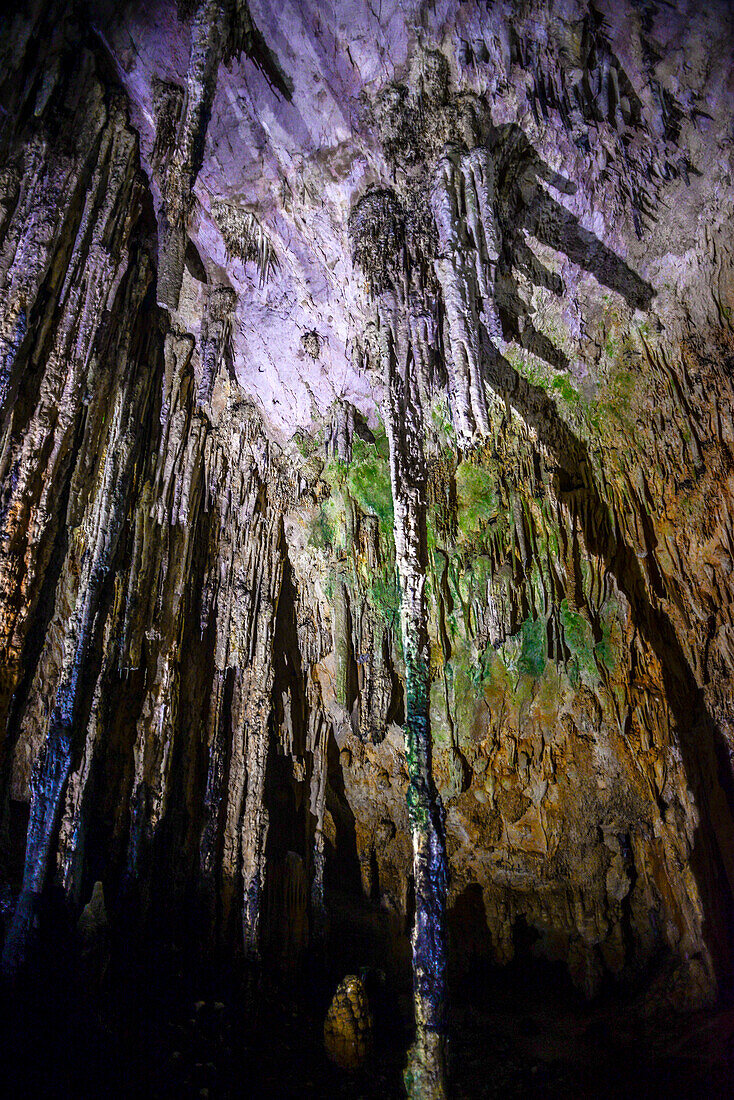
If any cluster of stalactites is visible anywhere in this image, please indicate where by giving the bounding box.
[431,143,503,439]
[158,0,278,313]
[156,1,284,312]
[197,285,237,408]
[349,166,450,1100]
[157,0,230,309]
[349,144,504,448]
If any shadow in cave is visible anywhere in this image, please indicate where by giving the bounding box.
[429,89,734,1000]
[261,552,311,970]
[486,122,656,378]
[449,888,582,1013]
[482,326,734,986]
[323,724,362,900]
[322,721,412,994]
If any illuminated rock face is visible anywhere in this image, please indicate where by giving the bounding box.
[324,974,373,1070]
[1,0,734,1059]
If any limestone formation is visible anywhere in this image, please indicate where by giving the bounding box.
[324,974,373,1070]
[1,0,734,1094]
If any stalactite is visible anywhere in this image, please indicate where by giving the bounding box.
[197,285,236,408]
[377,294,448,1099]
[351,176,449,1091]
[2,244,157,974]
[307,705,329,941]
[122,331,207,901]
[0,94,144,739]
[331,573,354,713]
[230,512,284,956]
[158,0,231,310]
[431,144,501,441]
[210,201,279,284]
[0,50,107,423]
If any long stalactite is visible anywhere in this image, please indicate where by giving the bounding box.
[379,292,449,1098]
[348,179,451,1093]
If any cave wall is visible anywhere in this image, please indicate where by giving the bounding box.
[0,0,733,1013]
[0,8,325,965]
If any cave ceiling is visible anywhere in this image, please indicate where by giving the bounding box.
[92,0,732,441]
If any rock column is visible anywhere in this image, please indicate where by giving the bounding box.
[378,294,448,1100]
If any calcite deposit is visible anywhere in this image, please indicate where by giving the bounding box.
[324,972,374,1069]
[1,0,734,1095]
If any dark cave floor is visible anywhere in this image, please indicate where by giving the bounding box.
[2,945,734,1099]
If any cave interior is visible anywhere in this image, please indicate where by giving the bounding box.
[1,0,734,1096]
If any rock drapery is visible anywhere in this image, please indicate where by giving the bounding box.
[1,0,734,1093]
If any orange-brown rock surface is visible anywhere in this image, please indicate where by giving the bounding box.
[324,973,374,1070]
